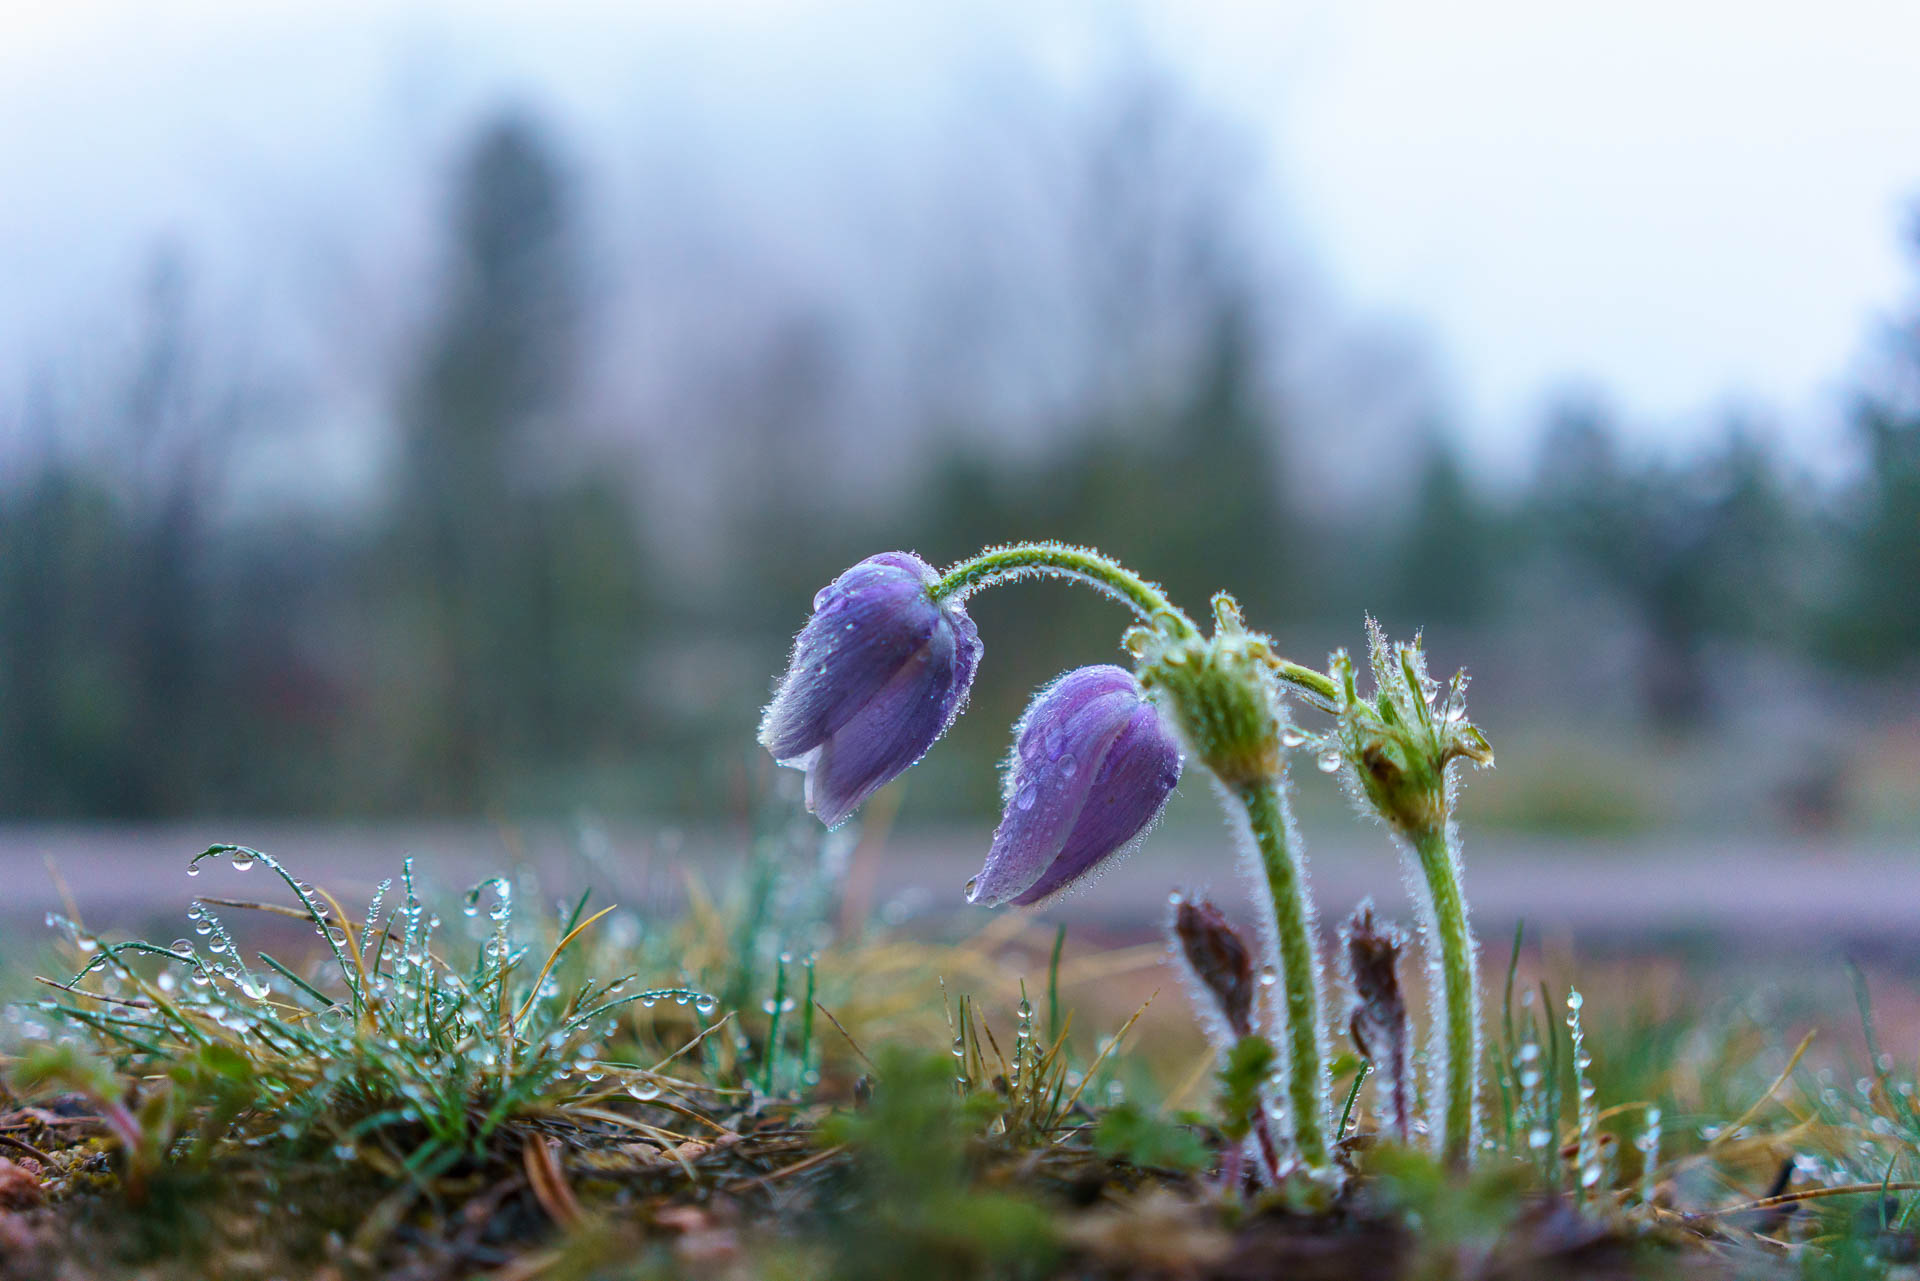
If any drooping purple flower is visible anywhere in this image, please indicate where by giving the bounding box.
[760,552,982,829]
[967,665,1182,907]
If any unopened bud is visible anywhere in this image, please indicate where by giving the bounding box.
[1342,902,1412,1144]
[1173,897,1256,1040]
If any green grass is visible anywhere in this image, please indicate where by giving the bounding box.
[4,839,1920,1279]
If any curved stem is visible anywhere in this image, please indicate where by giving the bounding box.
[1236,777,1330,1172]
[932,543,1196,634]
[1259,655,1340,708]
[1412,824,1479,1165]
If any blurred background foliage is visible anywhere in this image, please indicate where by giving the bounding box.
[2,86,1918,832]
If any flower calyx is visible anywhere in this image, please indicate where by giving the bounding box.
[1316,618,1494,836]
[1134,592,1289,791]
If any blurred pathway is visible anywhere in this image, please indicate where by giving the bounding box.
[2,822,1917,965]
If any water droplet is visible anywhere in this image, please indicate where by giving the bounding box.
[626,1079,661,1101]
[1015,783,1037,811]
[1279,726,1310,748]
[1315,748,1342,773]
[694,994,718,1016]
[186,863,202,877]
[229,850,255,872]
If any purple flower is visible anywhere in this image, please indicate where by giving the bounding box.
[967,665,1182,907]
[760,552,982,829]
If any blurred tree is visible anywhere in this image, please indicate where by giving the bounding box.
[1392,429,1497,625]
[118,252,229,813]
[387,110,648,811]
[0,464,142,815]
[1532,399,1797,728]
[0,253,276,816]
[1827,221,1920,671]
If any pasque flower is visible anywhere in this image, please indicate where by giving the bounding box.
[759,552,982,828]
[761,541,1495,1183]
[966,665,1182,907]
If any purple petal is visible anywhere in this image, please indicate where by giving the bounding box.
[759,554,944,762]
[1010,701,1181,905]
[967,666,1148,907]
[802,609,976,828]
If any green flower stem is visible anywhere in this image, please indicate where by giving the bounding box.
[932,544,1196,634]
[1412,822,1479,1165]
[1236,776,1330,1172]
[1260,655,1340,708]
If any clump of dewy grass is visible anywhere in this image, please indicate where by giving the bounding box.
[16,845,725,1207]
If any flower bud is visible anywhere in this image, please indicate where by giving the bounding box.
[1331,619,1493,837]
[1137,595,1283,789]
[759,552,981,828]
[967,665,1182,907]
[1341,901,1411,1144]
[1172,896,1257,1041]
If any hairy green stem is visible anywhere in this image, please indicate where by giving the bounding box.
[932,543,1195,634]
[1262,655,1340,708]
[1236,777,1330,1171]
[1412,823,1479,1164]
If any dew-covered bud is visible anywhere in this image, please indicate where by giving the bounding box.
[1341,901,1411,1143]
[966,665,1182,907]
[1172,896,1257,1041]
[1331,619,1494,837]
[1136,593,1284,789]
[759,552,982,828]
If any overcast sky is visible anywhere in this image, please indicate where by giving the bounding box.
[4,0,1918,473]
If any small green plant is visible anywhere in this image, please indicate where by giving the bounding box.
[819,1046,1059,1281]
